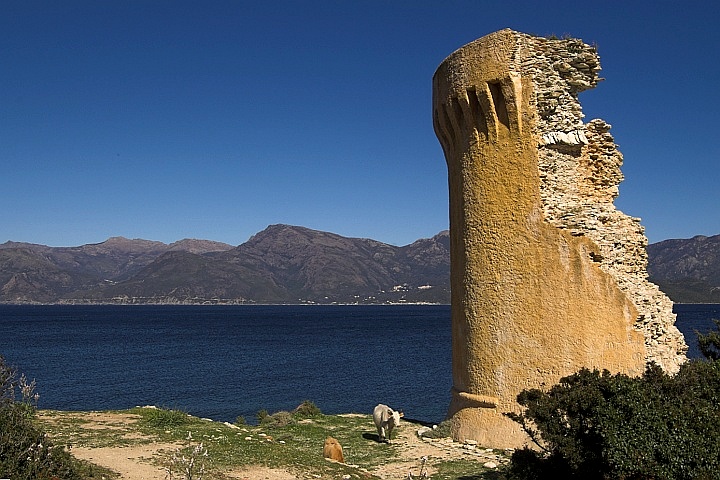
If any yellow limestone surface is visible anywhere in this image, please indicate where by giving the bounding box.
[432,29,646,448]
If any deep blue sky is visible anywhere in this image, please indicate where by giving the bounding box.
[2,1,718,247]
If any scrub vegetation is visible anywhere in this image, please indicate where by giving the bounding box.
[0,355,114,480]
[505,323,720,480]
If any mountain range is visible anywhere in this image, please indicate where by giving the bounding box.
[0,225,449,304]
[647,234,720,303]
[1,225,717,304]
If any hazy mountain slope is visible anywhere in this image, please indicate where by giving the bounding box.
[80,225,450,304]
[0,237,234,303]
[230,225,400,296]
[77,250,289,303]
[167,239,235,254]
[647,234,720,303]
[399,230,450,285]
[0,248,95,303]
[47,237,170,281]
[223,225,449,302]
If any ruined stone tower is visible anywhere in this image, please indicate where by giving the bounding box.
[432,29,687,449]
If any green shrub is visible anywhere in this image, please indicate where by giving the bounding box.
[697,318,720,360]
[256,401,322,428]
[140,407,191,429]
[0,355,83,480]
[293,400,321,418]
[263,410,295,427]
[256,409,269,424]
[506,360,720,479]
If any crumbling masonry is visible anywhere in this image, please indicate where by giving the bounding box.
[432,29,687,449]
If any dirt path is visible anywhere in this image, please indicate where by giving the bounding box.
[39,411,180,480]
[366,424,505,479]
[71,444,172,479]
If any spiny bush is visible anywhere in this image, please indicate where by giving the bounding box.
[257,400,324,427]
[260,410,295,428]
[506,358,720,479]
[164,442,208,480]
[293,400,322,418]
[140,406,191,429]
[0,355,83,480]
[256,408,270,424]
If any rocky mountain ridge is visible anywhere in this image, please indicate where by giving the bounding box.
[647,234,720,303]
[0,225,449,304]
[1,226,717,304]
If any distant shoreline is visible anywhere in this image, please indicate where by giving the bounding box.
[0,301,451,306]
[5,301,720,306]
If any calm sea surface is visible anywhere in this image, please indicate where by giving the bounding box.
[0,304,717,424]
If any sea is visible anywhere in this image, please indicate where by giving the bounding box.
[0,304,717,425]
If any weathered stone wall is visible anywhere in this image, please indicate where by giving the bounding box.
[432,29,687,449]
[520,33,687,373]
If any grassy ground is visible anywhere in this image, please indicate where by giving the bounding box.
[37,404,510,479]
